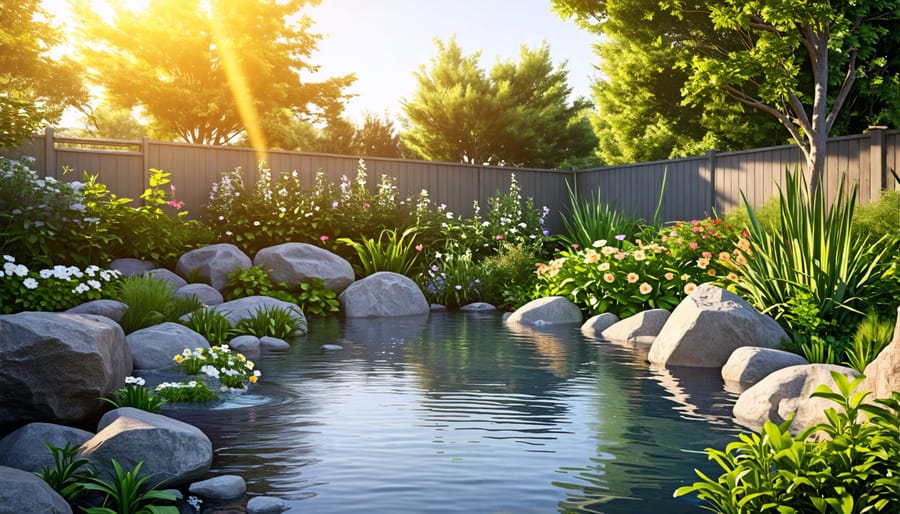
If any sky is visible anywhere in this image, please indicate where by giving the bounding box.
[42,0,601,127]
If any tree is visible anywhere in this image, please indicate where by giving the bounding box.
[401,38,597,168]
[0,1,87,150]
[74,0,354,146]
[72,102,146,140]
[666,0,900,193]
[355,112,405,159]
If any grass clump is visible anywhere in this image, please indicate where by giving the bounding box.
[113,275,200,333]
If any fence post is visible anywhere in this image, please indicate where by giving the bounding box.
[867,126,887,194]
[141,136,150,208]
[706,149,718,214]
[44,127,56,179]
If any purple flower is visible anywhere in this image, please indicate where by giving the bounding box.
[542,229,550,237]
[615,234,626,241]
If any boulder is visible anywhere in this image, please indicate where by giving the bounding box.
[176,244,251,291]
[189,474,247,500]
[127,322,211,370]
[196,296,308,336]
[721,347,808,392]
[581,313,619,338]
[146,268,188,290]
[109,257,155,277]
[0,422,94,473]
[339,272,429,318]
[0,465,72,514]
[0,312,131,436]
[648,284,788,368]
[247,496,287,514]
[229,335,261,358]
[460,302,496,312]
[732,364,859,433]
[259,336,291,350]
[81,407,212,488]
[859,306,900,401]
[504,296,582,326]
[601,309,669,344]
[254,242,355,293]
[175,283,224,306]
[66,299,128,322]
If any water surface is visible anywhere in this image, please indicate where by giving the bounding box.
[167,311,741,513]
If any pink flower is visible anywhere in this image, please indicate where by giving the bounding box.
[496,234,504,241]
[572,243,580,249]
[415,244,423,252]
[688,242,699,250]
[320,235,329,242]
[167,200,184,209]
[363,203,370,209]
[692,226,701,233]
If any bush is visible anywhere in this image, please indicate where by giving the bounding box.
[852,189,900,241]
[338,227,423,277]
[676,373,900,513]
[478,243,543,310]
[101,376,165,413]
[0,256,121,313]
[113,275,201,333]
[174,345,261,390]
[234,305,302,340]
[555,182,644,250]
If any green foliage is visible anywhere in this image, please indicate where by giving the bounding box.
[400,37,597,168]
[296,278,340,317]
[722,194,782,234]
[844,311,895,373]
[113,275,201,334]
[728,169,889,351]
[853,189,900,241]
[478,243,544,310]
[205,161,403,257]
[556,182,644,250]
[676,373,900,513]
[223,265,289,302]
[81,460,178,514]
[35,442,94,505]
[101,377,165,414]
[174,345,260,390]
[74,0,352,146]
[418,251,485,309]
[338,227,422,277]
[180,308,233,347]
[0,256,121,314]
[154,380,217,403]
[234,305,300,340]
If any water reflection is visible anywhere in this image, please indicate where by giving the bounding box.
[163,313,740,513]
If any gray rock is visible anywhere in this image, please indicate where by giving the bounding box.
[649,284,789,368]
[501,311,512,321]
[176,243,252,291]
[580,313,620,338]
[339,272,430,318]
[188,474,247,500]
[175,283,224,306]
[145,268,188,290]
[0,312,131,436]
[732,364,859,434]
[82,407,212,488]
[0,422,94,473]
[321,344,343,351]
[254,242,355,293]
[109,258,155,277]
[193,296,308,336]
[247,496,287,514]
[504,296,582,326]
[721,347,808,392]
[127,322,210,370]
[66,299,128,322]
[259,336,290,350]
[430,304,448,311]
[601,309,669,344]
[0,465,72,514]
[229,335,261,356]
[460,302,496,312]
[859,305,900,401]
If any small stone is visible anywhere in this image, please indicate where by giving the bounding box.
[460,302,496,311]
[259,337,290,350]
[188,474,246,500]
[247,495,287,514]
[321,344,343,351]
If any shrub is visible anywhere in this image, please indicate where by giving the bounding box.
[478,243,543,310]
[36,442,93,505]
[296,278,340,317]
[180,307,234,346]
[222,265,293,302]
[844,311,894,373]
[418,251,485,309]
[174,345,260,390]
[81,459,178,514]
[675,373,900,513]
[113,275,201,333]
[0,256,121,313]
[556,182,644,250]
[338,227,423,277]
[154,380,217,403]
[721,193,781,234]
[234,305,301,340]
[852,189,900,241]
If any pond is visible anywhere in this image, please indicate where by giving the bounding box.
[165,311,742,513]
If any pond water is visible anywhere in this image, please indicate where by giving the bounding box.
[165,311,742,514]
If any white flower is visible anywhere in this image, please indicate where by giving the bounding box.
[435,252,442,259]
[2,255,14,263]
[39,269,53,279]
[88,280,101,289]
[13,265,28,277]
[72,283,90,294]
[125,376,146,386]
[22,278,38,290]
[69,203,86,212]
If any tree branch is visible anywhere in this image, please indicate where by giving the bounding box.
[724,84,808,154]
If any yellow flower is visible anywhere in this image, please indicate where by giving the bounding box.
[246,360,254,369]
[238,354,246,361]
[684,282,697,294]
[627,272,639,283]
[681,273,690,281]
[598,262,610,271]
[639,282,653,295]
[633,249,646,261]
[249,375,258,384]
[697,257,709,269]
[174,355,184,363]
[603,273,615,283]
[707,269,716,276]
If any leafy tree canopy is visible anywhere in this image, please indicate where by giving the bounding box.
[0,0,87,150]
[74,0,354,146]
[400,38,598,168]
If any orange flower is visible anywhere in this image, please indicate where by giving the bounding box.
[684,282,697,294]
[719,252,731,261]
[697,257,710,269]
[727,272,739,281]
[707,269,716,276]
[627,272,639,283]
[633,249,647,261]
[603,272,615,283]
[598,262,610,271]
[639,282,653,294]
[664,272,675,281]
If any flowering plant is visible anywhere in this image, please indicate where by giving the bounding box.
[173,345,260,390]
[155,380,217,403]
[0,255,121,313]
[536,238,695,318]
[101,376,165,413]
[659,217,747,284]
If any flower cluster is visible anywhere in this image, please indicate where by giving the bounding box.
[659,217,748,283]
[0,255,121,313]
[173,345,260,390]
[536,238,695,318]
[103,376,165,413]
[155,380,217,403]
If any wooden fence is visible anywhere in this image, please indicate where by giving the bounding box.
[6,127,899,232]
